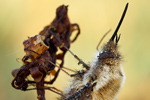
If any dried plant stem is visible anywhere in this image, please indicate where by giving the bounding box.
[36,75,46,100]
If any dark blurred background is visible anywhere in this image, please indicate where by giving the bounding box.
[0,0,150,100]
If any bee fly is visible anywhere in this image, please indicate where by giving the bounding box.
[59,3,129,100]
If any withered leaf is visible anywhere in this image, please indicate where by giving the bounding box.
[29,67,43,83]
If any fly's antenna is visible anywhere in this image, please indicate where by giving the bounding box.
[110,3,128,44]
[96,29,111,51]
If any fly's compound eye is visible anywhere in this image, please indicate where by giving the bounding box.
[98,51,115,60]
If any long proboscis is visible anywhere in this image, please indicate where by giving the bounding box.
[110,3,128,41]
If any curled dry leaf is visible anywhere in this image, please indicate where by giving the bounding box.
[11,68,20,77]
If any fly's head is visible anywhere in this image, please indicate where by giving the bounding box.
[98,3,128,66]
[98,33,121,66]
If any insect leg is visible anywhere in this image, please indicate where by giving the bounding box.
[48,30,90,69]
[64,82,97,100]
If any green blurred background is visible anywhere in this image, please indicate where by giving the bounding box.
[1,0,150,100]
